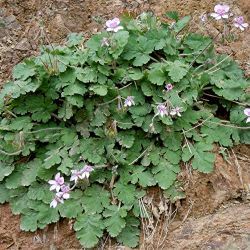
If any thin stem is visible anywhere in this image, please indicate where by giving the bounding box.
[205,120,250,130]
[182,115,213,134]
[24,127,65,134]
[188,33,219,69]
[182,131,192,154]
[5,110,17,118]
[199,53,232,75]
[118,82,133,91]
[98,96,118,106]
[0,149,22,156]
[203,93,249,107]
[129,146,151,165]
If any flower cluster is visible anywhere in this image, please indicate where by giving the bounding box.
[124,96,135,107]
[211,4,230,20]
[70,165,94,183]
[157,104,182,118]
[210,4,248,31]
[48,165,94,208]
[244,108,250,123]
[234,16,249,31]
[165,83,173,92]
[106,18,123,32]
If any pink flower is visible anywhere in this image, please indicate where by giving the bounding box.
[50,192,64,208]
[70,169,83,183]
[165,83,173,92]
[80,165,94,179]
[234,16,249,31]
[170,107,182,117]
[157,104,168,117]
[124,96,135,107]
[200,13,207,22]
[211,4,230,20]
[49,184,71,208]
[58,184,71,199]
[48,173,64,192]
[70,165,94,183]
[244,108,250,123]
[106,18,123,32]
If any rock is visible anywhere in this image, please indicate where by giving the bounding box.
[15,38,31,51]
[5,15,16,25]
[164,203,250,250]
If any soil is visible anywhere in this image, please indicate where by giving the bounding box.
[0,0,250,249]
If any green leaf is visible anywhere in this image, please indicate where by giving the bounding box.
[117,131,135,148]
[165,11,179,21]
[113,181,136,205]
[43,148,62,169]
[174,16,191,33]
[79,138,105,164]
[27,182,53,204]
[182,140,215,173]
[67,33,84,47]
[5,165,25,189]
[164,182,186,202]
[167,60,188,82]
[8,116,33,131]
[13,61,36,80]
[21,159,41,186]
[58,101,73,120]
[62,82,87,96]
[163,149,181,165]
[80,185,110,213]
[200,121,235,147]
[76,67,97,83]
[0,162,15,181]
[35,203,60,226]
[103,205,127,237]
[133,53,150,66]
[90,85,108,96]
[148,63,166,85]
[90,108,107,127]
[131,166,156,187]
[20,211,39,232]
[110,31,130,59]
[0,184,10,203]
[59,198,83,218]
[74,213,104,248]
[128,68,144,80]
[117,216,140,248]
[152,159,178,189]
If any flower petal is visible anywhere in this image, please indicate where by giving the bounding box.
[214,4,223,12]
[224,5,230,12]
[63,193,70,199]
[244,108,250,116]
[55,173,61,180]
[50,199,57,208]
[210,13,219,18]
[48,180,56,185]
[113,17,120,25]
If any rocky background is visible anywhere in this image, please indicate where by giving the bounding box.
[0,0,249,249]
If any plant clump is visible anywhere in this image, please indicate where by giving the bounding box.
[0,12,249,248]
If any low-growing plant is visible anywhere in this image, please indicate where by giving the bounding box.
[0,12,249,248]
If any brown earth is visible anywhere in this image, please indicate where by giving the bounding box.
[0,0,250,249]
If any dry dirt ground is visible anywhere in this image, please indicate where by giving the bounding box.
[0,0,250,249]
